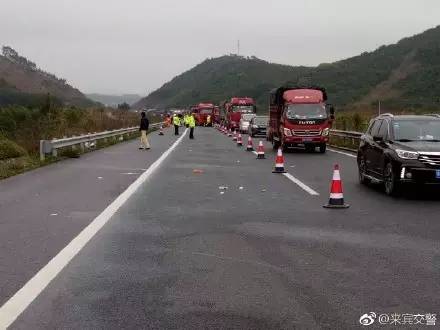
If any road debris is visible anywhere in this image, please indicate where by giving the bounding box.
[193,169,204,174]
[218,186,229,190]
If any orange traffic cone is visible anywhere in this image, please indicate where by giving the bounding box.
[237,133,243,146]
[246,136,254,151]
[158,125,164,136]
[233,130,238,141]
[272,148,286,173]
[256,141,265,159]
[323,164,349,209]
[228,128,232,137]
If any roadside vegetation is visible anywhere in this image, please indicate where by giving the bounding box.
[0,97,143,179]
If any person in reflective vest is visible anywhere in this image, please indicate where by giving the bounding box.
[188,113,196,139]
[206,115,212,127]
[173,114,181,135]
[184,113,190,128]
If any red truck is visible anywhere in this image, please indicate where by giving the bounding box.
[268,86,334,153]
[225,97,256,130]
[194,103,214,126]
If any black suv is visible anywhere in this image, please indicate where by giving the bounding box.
[357,114,440,195]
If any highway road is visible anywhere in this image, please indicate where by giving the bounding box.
[1,127,440,329]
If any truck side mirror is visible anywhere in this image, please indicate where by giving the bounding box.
[327,105,335,120]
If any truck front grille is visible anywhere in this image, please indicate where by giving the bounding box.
[292,129,321,136]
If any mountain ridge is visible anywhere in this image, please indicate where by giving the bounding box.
[0,46,95,107]
[134,25,440,112]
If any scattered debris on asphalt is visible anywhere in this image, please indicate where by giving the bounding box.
[220,191,225,195]
[239,186,244,190]
[193,169,204,174]
[218,186,229,190]
[50,213,58,216]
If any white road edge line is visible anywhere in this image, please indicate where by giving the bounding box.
[283,173,320,196]
[327,148,357,158]
[0,129,189,329]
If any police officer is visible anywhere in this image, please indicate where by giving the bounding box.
[173,114,181,135]
[188,112,196,139]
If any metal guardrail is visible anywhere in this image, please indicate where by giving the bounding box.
[330,129,364,151]
[39,123,163,161]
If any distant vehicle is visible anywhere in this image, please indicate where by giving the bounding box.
[248,116,269,137]
[213,106,221,124]
[267,86,334,153]
[225,97,256,131]
[193,103,214,126]
[357,114,440,196]
[239,113,256,133]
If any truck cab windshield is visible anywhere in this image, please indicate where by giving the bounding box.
[233,105,254,113]
[285,104,327,120]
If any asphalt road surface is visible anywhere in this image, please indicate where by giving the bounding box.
[2,127,440,329]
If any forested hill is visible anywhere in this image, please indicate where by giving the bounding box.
[0,46,95,107]
[135,25,440,112]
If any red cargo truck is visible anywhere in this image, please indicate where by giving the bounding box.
[268,86,334,153]
[194,103,214,126]
[225,97,256,130]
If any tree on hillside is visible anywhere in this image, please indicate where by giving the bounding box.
[117,102,130,110]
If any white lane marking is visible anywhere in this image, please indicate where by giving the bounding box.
[328,148,356,158]
[0,129,188,329]
[283,173,320,196]
[252,151,258,155]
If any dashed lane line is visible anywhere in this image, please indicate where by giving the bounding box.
[0,129,189,329]
[283,173,320,196]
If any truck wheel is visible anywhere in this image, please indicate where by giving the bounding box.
[319,144,326,153]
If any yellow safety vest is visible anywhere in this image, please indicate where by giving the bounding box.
[188,116,196,128]
[173,116,181,126]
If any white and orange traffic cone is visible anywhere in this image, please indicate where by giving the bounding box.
[158,125,164,136]
[272,148,286,173]
[323,164,349,209]
[237,133,243,146]
[233,130,238,141]
[228,128,232,137]
[246,136,254,151]
[256,141,265,159]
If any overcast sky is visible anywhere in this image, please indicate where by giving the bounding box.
[1,0,440,95]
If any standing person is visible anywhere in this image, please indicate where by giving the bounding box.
[188,112,196,139]
[207,114,212,127]
[173,114,181,135]
[139,111,150,150]
[184,113,189,128]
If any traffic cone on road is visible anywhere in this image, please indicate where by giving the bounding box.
[256,141,265,159]
[246,136,254,151]
[233,130,238,141]
[237,133,243,146]
[272,148,286,173]
[158,125,164,136]
[323,164,350,209]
